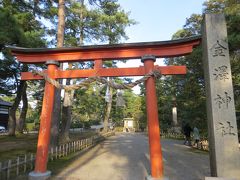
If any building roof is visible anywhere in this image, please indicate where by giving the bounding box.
[0,99,12,107]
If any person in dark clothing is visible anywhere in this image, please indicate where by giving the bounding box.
[183,123,192,146]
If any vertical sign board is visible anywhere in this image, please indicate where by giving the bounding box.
[202,13,240,179]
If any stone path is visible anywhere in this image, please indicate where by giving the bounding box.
[53,133,210,180]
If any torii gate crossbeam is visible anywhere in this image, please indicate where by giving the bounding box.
[9,35,201,180]
[21,66,187,80]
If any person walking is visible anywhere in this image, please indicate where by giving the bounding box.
[193,126,200,148]
[183,123,192,146]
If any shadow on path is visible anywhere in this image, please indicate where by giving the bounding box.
[162,139,210,180]
[53,133,210,180]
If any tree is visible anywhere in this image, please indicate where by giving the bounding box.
[0,1,46,135]
[57,0,135,136]
[16,81,28,133]
[99,0,135,132]
[50,0,66,147]
[157,0,240,133]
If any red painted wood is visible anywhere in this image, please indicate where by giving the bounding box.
[34,63,57,173]
[94,59,103,69]
[10,38,200,63]
[144,59,163,178]
[21,66,186,80]
[9,37,201,177]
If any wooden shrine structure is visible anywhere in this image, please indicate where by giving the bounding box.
[9,35,201,179]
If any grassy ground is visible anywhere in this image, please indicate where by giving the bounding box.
[12,132,101,180]
[0,134,37,161]
[14,153,84,180]
[0,131,97,162]
[14,145,95,180]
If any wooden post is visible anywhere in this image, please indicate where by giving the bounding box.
[0,162,2,180]
[7,160,11,180]
[65,144,67,155]
[59,145,62,158]
[74,141,76,152]
[202,13,240,179]
[94,59,103,69]
[51,148,54,161]
[66,144,68,156]
[63,144,65,157]
[68,143,70,153]
[142,55,163,179]
[16,157,19,176]
[24,154,27,173]
[55,147,58,159]
[29,61,59,179]
[30,154,34,170]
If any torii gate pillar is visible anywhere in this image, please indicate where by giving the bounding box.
[9,35,200,179]
[29,61,59,180]
[142,55,164,179]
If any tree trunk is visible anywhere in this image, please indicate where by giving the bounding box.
[103,86,113,132]
[50,0,65,147]
[8,81,26,136]
[16,82,28,133]
[60,0,85,143]
[57,0,65,48]
[60,79,73,143]
[79,0,84,45]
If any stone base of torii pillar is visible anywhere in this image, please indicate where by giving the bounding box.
[205,177,237,180]
[29,171,51,180]
[146,175,169,180]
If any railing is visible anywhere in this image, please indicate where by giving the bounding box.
[0,132,114,180]
[160,132,184,139]
[0,154,34,180]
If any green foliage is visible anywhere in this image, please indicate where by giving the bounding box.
[98,0,136,43]
[26,105,40,123]
[83,121,91,129]
[110,88,142,126]
[65,0,136,130]
[0,8,25,49]
[70,121,83,129]
[26,123,35,131]
[114,126,123,132]
[203,0,240,113]
[0,0,136,130]
[203,0,240,52]
[139,84,147,129]
[73,85,105,123]
[154,0,240,133]
[44,0,135,46]
[0,0,46,95]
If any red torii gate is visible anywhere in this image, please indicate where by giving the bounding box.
[9,35,201,179]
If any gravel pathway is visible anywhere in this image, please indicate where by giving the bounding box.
[54,133,210,180]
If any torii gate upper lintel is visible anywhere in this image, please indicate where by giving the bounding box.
[9,35,201,180]
[9,35,201,63]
